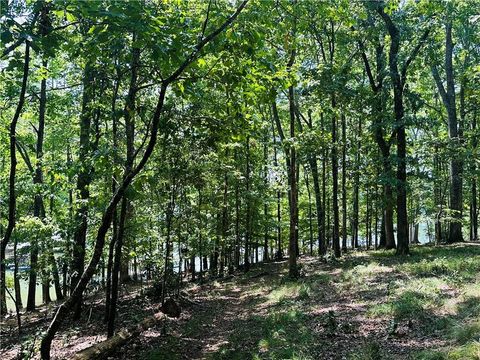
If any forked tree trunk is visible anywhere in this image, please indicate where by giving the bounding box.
[432,21,463,243]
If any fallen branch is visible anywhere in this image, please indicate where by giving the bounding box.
[71,311,166,360]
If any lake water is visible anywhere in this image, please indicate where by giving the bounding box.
[4,222,434,312]
[5,270,57,313]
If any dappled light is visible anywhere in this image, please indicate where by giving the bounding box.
[1,0,479,359]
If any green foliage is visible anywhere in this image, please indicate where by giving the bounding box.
[1,1,479,358]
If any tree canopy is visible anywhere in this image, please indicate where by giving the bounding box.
[0,0,479,359]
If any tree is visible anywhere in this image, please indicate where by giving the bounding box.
[40,1,249,357]
[375,1,430,255]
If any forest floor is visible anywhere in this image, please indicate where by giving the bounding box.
[117,243,480,360]
[1,243,479,360]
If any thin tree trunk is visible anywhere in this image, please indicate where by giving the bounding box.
[321,113,327,255]
[71,61,95,318]
[352,117,361,249]
[272,122,283,259]
[221,170,229,276]
[471,113,478,241]
[305,170,314,255]
[287,38,299,277]
[331,94,341,258]
[28,54,50,311]
[198,189,203,282]
[107,40,139,336]
[1,42,30,315]
[341,114,347,251]
[263,138,269,261]
[105,73,120,323]
[244,135,251,272]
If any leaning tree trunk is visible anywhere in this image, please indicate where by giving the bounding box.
[40,3,248,356]
[0,42,30,315]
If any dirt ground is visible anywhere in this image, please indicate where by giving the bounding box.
[1,244,479,360]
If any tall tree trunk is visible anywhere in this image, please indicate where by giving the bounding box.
[221,170,229,275]
[377,6,415,255]
[198,189,204,282]
[161,186,175,303]
[263,139,270,261]
[471,113,478,241]
[71,62,95,318]
[107,40,139,336]
[64,145,73,296]
[434,144,443,244]
[305,170,314,255]
[28,52,50,311]
[107,194,127,338]
[287,45,299,277]
[300,111,325,257]
[13,235,22,328]
[234,165,241,268]
[272,121,283,259]
[1,42,29,315]
[244,135,251,272]
[352,118,361,249]
[432,22,463,243]
[13,236,22,310]
[359,40,396,250]
[432,21,463,243]
[341,114,347,251]
[331,94,341,258]
[105,72,120,323]
[446,24,463,243]
[321,113,327,255]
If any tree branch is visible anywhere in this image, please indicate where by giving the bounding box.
[401,27,431,87]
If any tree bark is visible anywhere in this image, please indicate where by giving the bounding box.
[107,38,139,337]
[471,113,478,241]
[331,94,341,258]
[105,72,121,323]
[272,111,283,259]
[71,61,95,318]
[263,139,270,261]
[0,42,30,315]
[352,117,361,249]
[341,114,347,251]
[432,21,463,243]
[358,38,396,250]
[287,45,299,277]
[244,135,251,272]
